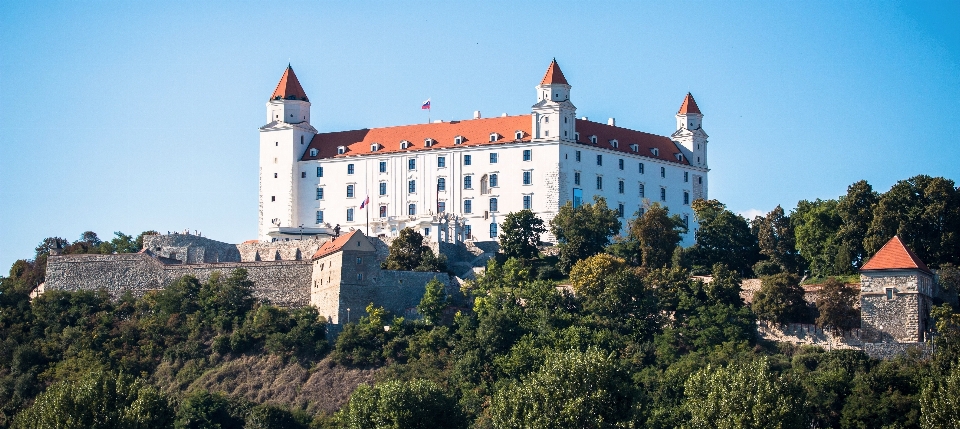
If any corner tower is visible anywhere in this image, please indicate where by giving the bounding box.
[671,93,708,169]
[531,59,576,142]
[259,65,318,241]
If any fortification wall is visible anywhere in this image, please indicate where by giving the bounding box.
[862,342,932,360]
[756,321,863,350]
[161,260,311,307]
[143,234,241,263]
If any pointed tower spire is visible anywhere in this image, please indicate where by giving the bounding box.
[271,65,309,102]
[678,92,701,114]
[861,236,931,273]
[540,59,569,85]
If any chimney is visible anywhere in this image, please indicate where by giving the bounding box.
[474,111,481,119]
[501,113,507,117]
[581,116,589,121]
[608,118,616,126]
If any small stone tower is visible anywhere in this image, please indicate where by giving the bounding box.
[531,59,577,142]
[859,236,934,343]
[671,93,708,169]
[259,65,318,240]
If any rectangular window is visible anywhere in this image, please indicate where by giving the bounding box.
[523,149,532,161]
[618,159,624,170]
[464,199,472,213]
[489,223,498,238]
[660,166,666,178]
[683,215,689,228]
[408,180,416,193]
[379,205,387,217]
[357,273,363,281]
[886,288,894,300]
[438,156,446,168]
[618,203,624,218]
[660,187,666,202]
[346,184,355,198]
[465,225,472,239]
[316,210,323,224]
[684,171,689,182]
[639,163,644,174]
[301,172,306,178]
[348,164,355,175]
[356,257,362,264]
[425,227,430,236]
[596,176,603,190]
[490,197,498,212]
[408,204,416,215]
[317,166,323,177]
[379,182,387,196]
[408,158,416,170]
[639,183,645,198]
[639,207,645,216]
[438,178,446,191]
[523,195,532,210]
[574,172,581,185]
[576,150,581,162]
[490,174,499,187]
[684,191,690,205]
[597,154,603,166]
[464,155,472,165]
[438,201,446,213]
[490,153,498,163]
[347,208,354,221]
[523,171,532,185]
[618,180,624,194]
[316,188,324,200]
[379,161,387,173]
[573,188,583,208]
[464,175,473,189]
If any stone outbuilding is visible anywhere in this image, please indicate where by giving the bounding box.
[859,236,934,343]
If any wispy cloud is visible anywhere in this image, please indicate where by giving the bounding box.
[739,209,765,220]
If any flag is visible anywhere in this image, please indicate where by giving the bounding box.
[360,195,369,209]
[421,98,431,110]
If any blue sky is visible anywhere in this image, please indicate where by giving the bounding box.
[1,0,958,270]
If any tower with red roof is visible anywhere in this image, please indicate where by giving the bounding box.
[531,59,577,142]
[859,236,934,343]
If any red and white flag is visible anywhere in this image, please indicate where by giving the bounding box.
[359,195,370,209]
[421,98,431,110]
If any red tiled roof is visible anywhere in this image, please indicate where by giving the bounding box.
[301,115,689,165]
[540,59,568,85]
[678,93,701,115]
[861,236,931,274]
[271,65,309,102]
[311,230,362,259]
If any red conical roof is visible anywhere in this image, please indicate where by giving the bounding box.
[861,236,931,273]
[540,59,569,85]
[678,92,701,115]
[271,65,309,101]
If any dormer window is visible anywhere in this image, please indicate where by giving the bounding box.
[489,133,500,142]
[589,135,598,144]
[610,139,619,148]
[515,130,524,140]
[651,148,659,156]
[575,132,580,141]
[424,138,436,147]
[454,135,464,145]
[309,148,319,157]
[370,143,381,152]
[337,146,346,155]
[401,140,412,149]
[675,153,683,161]
[629,144,639,152]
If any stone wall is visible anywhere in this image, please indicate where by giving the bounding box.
[860,271,931,343]
[143,234,242,263]
[862,342,933,360]
[756,321,863,350]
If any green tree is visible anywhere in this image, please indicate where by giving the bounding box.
[835,180,878,269]
[174,390,248,429]
[549,196,621,273]
[752,206,803,275]
[629,203,686,269]
[752,273,808,325]
[792,199,847,278]
[683,358,805,429]
[498,210,546,260]
[382,228,446,272]
[491,348,634,429]
[568,253,628,296]
[417,278,447,325]
[244,404,307,429]
[337,379,466,429]
[13,371,173,429]
[814,278,860,334]
[685,199,759,276]
[920,363,960,429]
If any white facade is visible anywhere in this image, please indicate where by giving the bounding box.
[259,62,710,246]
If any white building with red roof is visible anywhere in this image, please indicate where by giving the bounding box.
[259,60,710,245]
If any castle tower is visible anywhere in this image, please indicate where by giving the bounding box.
[259,65,318,240]
[671,93,708,169]
[859,236,934,343]
[531,59,576,142]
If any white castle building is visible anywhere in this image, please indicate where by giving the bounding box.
[259,60,709,245]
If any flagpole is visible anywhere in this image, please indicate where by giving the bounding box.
[366,197,370,236]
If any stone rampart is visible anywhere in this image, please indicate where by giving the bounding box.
[756,321,863,350]
[143,234,242,263]
[862,342,932,360]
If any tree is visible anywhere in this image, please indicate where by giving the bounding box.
[920,363,960,429]
[569,254,628,296]
[417,278,447,325]
[549,196,621,273]
[629,203,685,269]
[337,379,466,429]
[174,390,248,429]
[382,228,446,272]
[815,278,860,334]
[683,358,805,429]
[835,180,878,269]
[752,273,809,325]
[685,199,759,275]
[792,199,846,278]
[752,206,803,275]
[13,370,174,429]
[498,210,546,260]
